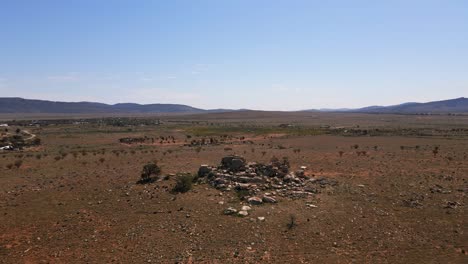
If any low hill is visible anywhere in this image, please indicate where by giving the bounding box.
[303,98,468,114]
[0,98,206,114]
[356,97,468,114]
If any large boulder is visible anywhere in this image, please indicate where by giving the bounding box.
[230,158,245,171]
[221,155,246,172]
[198,164,212,177]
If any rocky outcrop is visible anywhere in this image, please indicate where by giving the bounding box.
[198,155,338,202]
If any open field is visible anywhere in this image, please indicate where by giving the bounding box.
[0,112,467,263]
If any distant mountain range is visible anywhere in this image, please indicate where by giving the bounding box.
[0,97,467,114]
[303,97,468,114]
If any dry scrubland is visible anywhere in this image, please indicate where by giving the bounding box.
[0,112,467,263]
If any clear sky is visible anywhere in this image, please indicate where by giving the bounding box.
[1,0,467,110]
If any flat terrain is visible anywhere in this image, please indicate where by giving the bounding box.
[0,112,467,263]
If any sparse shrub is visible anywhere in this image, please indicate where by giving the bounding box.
[35,154,42,159]
[6,163,13,169]
[14,159,23,168]
[261,151,267,156]
[287,214,297,230]
[195,146,202,153]
[270,156,280,166]
[224,147,232,151]
[99,158,105,163]
[358,151,367,156]
[172,174,194,193]
[433,146,439,157]
[32,138,41,145]
[338,151,344,157]
[54,156,61,161]
[235,189,250,200]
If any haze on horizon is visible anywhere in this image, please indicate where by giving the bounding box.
[1,0,467,111]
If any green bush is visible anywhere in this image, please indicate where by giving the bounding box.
[172,174,194,193]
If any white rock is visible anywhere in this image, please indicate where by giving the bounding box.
[238,210,249,217]
[241,205,252,211]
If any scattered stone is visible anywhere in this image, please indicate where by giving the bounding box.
[262,195,277,203]
[224,207,237,215]
[257,217,265,221]
[248,197,263,205]
[430,185,451,194]
[444,201,461,209]
[402,197,423,208]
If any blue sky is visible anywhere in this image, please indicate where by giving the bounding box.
[1,0,467,110]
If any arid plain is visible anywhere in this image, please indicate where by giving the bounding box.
[1,112,467,263]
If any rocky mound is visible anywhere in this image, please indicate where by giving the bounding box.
[197,155,338,204]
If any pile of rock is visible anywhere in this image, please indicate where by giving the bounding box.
[198,155,338,203]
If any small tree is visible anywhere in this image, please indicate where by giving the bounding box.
[140,161,161,183]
